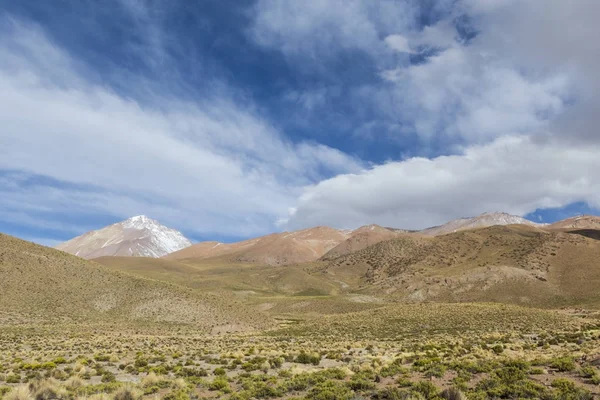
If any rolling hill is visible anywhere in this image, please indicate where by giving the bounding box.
[547,214,600,230]
[0,233,270,331]
[317,224,600,307]
[166,226,351,265]
[321,224,405,260]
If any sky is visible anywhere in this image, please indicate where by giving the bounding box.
[1,0,599,245]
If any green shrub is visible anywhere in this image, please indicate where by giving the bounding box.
[411,381,439,399]
[102,371,116,383]
[347,376,375,391]
[551,378,593,399]
[579,366,597,379]
[163,389,191,400]
[306,380,352,400]
[550,356,576,372]
[424,364,447,379]
[209,377,231,393]
[380,361,408,378]
[295,351,321,366]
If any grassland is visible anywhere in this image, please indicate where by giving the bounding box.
[1,303,599,399]
[2,231,600,399]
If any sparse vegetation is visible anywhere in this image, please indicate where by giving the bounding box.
[1,231,600,399]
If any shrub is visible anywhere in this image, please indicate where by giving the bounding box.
[30,380,69,400]
[163,388,192,400]
[306,380,352,400]
[380,362,408,378]
[347,376,375,391]
[208,377,231,393]
[112,385,142,400]
[372,387,415,400]
[101,372,116,383]
[551,378,593,400]
[3,385,31,400]
[295,352,321,366]
[65,376,85,390]
[411,381,439,399]
[579,366,598,379]
[440,387,467,400]
[550,356,576,372]
[424,364,446,379]
[491,345,504,354]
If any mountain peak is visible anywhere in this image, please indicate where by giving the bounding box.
[122,215,159,229]
[56,216,191,259]
[421,212,540,236]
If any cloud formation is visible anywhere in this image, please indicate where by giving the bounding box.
[2,0,600,243]
[0,18,361,239]
[285,136,600,230]
[252,0,600,230]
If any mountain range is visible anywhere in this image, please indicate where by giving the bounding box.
[1,211,600,328]
[55,212,600,264]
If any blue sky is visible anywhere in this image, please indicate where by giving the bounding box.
[1,0,599,245]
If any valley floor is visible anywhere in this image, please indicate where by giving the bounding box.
[1,303,599,400]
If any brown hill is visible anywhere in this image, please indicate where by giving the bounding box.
[166,226,351,265]
[547,215,600,230]
[318,224,600,307]
[321,224,403,260]
[0,233,270,331]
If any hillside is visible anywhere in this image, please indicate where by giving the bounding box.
[318,224,600,307]
[166,226,351,265]
[547,214,600,230]
[321,224,403,260]
[56,215,191,259]
[0,233,270,331]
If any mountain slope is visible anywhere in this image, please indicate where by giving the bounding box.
[318,225,600,307]
[420,212,542,236]
[0,233,270,331]
[321,225,404,260]
[547,215,600,230]
[56,215,192,259]
[166,226,351,265]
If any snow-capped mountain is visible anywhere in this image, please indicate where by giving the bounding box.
[56,215,192,259]
[420,212,542,236]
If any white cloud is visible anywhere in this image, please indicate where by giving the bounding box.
[286,135,600,230]
[250,0,574,147]
[0,18,361,238]
[250,0,418,59]
[384,34,411,53]
[381,46,570,142]
[4,0,600,240]
[252,0,600,231]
